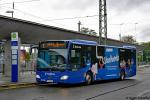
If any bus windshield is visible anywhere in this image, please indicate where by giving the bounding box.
[37,49,68,71]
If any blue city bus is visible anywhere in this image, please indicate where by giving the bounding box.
[36,40,136,85]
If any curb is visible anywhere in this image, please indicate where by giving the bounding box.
[0,83,37,91]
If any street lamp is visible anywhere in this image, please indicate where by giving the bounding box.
[119,23,124,41]
[78,21,82,32]
[134,22,138,39]
[6,10,14,18]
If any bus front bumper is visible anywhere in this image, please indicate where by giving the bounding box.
[36,71,85,84]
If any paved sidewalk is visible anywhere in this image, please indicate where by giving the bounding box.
[0,71,36,85]
[137,64,150,74]
[138,64,150,68]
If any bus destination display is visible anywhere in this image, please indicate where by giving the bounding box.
[40,41,67,49]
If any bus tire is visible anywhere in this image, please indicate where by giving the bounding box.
[120,71,125,81]
[85,72,93,85]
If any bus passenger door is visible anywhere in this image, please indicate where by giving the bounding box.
[124,49,132,77]
[130,49,136,76]
[120,49,135,77]
[96,46,106,80]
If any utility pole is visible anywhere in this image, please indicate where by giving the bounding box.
[119,34,121,41]
[12,1,14,18]
[6,1,14,18]
[78,21,81,32]
[99,0,107,45]
[5,0,40,18]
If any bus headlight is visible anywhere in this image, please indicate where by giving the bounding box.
[60,75,69,80]
[36,75,40,79]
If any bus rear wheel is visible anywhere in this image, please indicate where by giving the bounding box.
[120,71,125,81]
[85,72,93,85]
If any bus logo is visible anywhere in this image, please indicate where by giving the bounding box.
[45,73,55,76]
[106,48,113,52]
[105,55,119,64]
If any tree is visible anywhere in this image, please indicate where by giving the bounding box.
[80,27,97,36]
[141,42,150,48]
[121,35,136,44]
[141,42,150,62]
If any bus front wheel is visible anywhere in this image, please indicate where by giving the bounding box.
[120,71,125,81]
[85,72,93,85]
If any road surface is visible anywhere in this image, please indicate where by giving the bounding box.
[0,71,150,100]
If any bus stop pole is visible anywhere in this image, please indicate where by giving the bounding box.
[11,32,19,82]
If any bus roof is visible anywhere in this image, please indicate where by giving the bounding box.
[70,40,97,45]
[98,45,136,50]
[44,39,98,45]
[42,40,136,49]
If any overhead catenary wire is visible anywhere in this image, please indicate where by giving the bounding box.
[40,15,99,22]
[0,4,100,30]
[1,5,99,22]
[0,1,98,22]
[1,1,129,32]
[1,5,74,29]
[1,4,139,30]
[0,1,99,22]
[0,0,40,5]
[1,5,44,19]
[0,0,142,39]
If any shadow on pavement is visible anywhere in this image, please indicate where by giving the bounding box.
[37,78,137,88]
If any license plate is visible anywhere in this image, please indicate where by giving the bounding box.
[47,80,53,82]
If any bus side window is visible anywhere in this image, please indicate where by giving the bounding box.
[87,53,91,63]
[70,49,82,69]
[86,46,92,65]
[81,46,91,67]
[82,56,86,67]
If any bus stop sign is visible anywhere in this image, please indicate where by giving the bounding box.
[11,32,19,82]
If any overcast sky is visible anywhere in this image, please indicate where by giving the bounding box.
[0,0,150,43]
